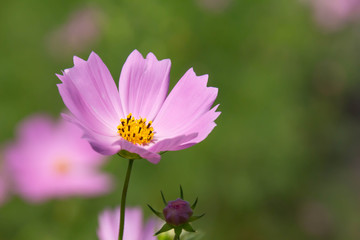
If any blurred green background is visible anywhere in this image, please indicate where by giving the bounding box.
[1,0,360,239]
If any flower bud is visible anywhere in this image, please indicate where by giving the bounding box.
[163,198,193,226]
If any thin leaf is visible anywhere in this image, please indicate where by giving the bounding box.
[188,213,205,222]
[182,223,196,232]
[161,191,167,206]
[147,204,165,220]
[191,197,198,210]
[155,223,173,235]
[180,185,184,199]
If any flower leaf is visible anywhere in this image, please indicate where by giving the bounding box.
[188,213,205,222]
[191,197,198,210]
[174,226,183,239]
[180,185,184,199]
[155,223,173,235]
[147,204,164,220]
[161,191,167,206]
[182,223,196,232]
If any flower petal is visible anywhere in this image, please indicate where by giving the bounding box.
[123,208,143,240]
[57,52,123,137]
[97,207,156,240]
[142,218,158,240]
[149,133,198,153]
[16,115,54,144]
[153,68,218,139]
[114,139,161,164]
[170,104,220,150]
[62,113,121,155]
[119,50,171,120]
[97,207,120,240]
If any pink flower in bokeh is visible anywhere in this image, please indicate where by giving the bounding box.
[97,206,157,240]
[46,6,104,58]
[4,115,112,202]
[57,50,220,163]
[305,0,360,30]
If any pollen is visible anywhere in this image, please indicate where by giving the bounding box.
[117,113,154,145]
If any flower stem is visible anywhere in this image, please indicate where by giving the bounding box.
[119,159,134,240]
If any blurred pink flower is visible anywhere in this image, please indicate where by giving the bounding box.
[97,206,157,240]
[46,6,104,57]
[57,50,220,164]
[4,115,112,202]
[305,0,360,30]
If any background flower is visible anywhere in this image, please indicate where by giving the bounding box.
[46,6,105,59]
[97,206,157,240]
[303,0,360,30]
[4,114,112,202]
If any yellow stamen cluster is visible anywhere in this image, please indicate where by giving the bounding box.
[117,113,154,145]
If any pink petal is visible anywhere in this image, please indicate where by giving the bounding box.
[123,208,143,240]
[97,207,120,240]
[116,139,161,164]
[142,218,158,240]
[57,77,114,139]
[38,173,112,201]
[57,52,122,137]
[171,104,220,150]
[118,50,171,121]
[149,133,198,153]
[97,207,157,240]
[153,68,218,139]
[62,113,121,155]
[17,115,54,142]
[55,119,105,164]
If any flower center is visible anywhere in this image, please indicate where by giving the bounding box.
[117,113,154,145]
[54,158,70,175]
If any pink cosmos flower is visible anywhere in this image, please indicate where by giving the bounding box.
[97,206,157,240]
[57,50,220,163]
[4,115,112,202]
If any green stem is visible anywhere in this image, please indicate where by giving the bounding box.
[119,159,134,240]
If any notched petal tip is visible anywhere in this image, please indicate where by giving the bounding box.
[128,49,144,59]
[88,51,101,61]
[185,67,210,86]
[73,55,86,66]
[55,73,65,82]
[146,52,172,66]
[212,103,220,112]
[146,52,158,60]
